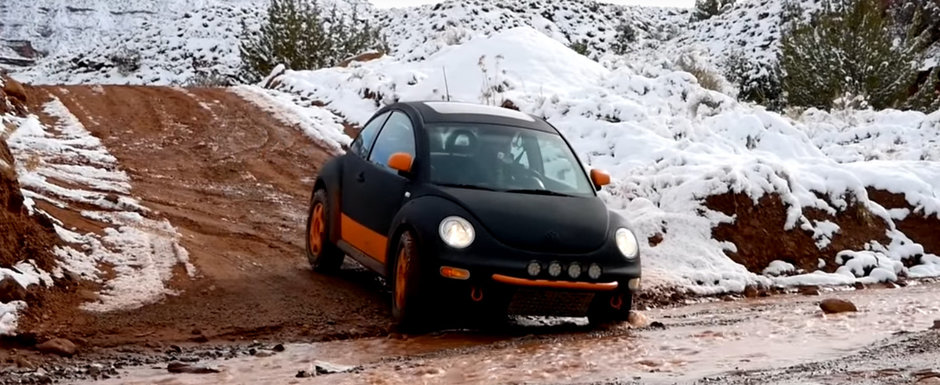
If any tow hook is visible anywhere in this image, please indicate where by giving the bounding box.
[471,286,484,302]
[610,294,623,310]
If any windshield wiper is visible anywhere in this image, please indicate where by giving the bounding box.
[503,189,573,197]
[436,183,499,192]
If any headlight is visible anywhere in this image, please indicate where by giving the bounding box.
[439,216,474,248]
[615,228,639,259]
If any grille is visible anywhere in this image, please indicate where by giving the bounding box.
[506,289,595,317]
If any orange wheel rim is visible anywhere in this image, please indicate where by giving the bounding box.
[309,203,325,255]
[395,248,408,308]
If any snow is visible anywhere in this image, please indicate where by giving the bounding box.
[254,26,940,294]
[762,260,795,277]
[2,95,194,333]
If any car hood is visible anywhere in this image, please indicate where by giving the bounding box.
[440,188,609,254]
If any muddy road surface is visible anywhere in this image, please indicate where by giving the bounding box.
[61,282,940,385]
[16,85,390,347]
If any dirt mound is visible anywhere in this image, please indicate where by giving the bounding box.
[867,188,940,258]
[1,90,59,272]
[706,193,890,274]
[1,76,28,115]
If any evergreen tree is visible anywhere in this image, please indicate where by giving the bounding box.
[239,0,386,83]
[781,0,924,110]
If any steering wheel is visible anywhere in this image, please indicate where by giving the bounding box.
[445,129,478,154]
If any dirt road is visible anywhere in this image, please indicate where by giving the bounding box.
[17,85,391,347]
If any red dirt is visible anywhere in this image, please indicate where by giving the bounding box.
[867,188,940,257]
[706,193,890,274]
[13,85,390,348]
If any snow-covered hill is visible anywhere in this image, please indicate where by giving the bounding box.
[3,0,688,85]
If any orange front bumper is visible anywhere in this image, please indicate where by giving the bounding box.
[491,274,619,291]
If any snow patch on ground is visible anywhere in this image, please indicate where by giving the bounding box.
[260,27,940,294]
[3,96,194,324]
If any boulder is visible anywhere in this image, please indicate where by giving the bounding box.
[0,277,28,302]
[36,338,77,356]
[819,298,857,314]
[167,362,219,374]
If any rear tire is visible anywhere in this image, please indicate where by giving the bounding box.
[391,231,431,331]
[305,189,344,273]
[588,290,633,325]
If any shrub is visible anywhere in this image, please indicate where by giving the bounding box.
[692,0,735,21]
[723,51,784,109]
[610,20,637,55]
[239,0,386,83]
[676,53,725,93]
[780,0,924,110]
[109,48,141,76]
[569,39,590,56]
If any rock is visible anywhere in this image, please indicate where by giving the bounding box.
[36,338,77,356]
[14,356,36,369]
[254,351,274,358]
[819,298,858,314]
[167,362,219,374]
[931,320,940,330]
[853,282,866,290]
[743,285,759,298]
[313,361,358,375]
[296,370,313,378]
[273,344,285,352]
[799,286,820,296]
[627,311,650,328]
[0,277,28,302]
[77,289,99,302]
[191,334,209,343]
[916,377,940,385]
[649,321,666,329]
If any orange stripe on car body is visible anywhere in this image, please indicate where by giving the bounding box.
[491,274,619,291]
[340,214,387,264]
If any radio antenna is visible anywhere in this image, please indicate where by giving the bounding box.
[442,66,451,101]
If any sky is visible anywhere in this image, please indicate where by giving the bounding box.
[369,0,695,9]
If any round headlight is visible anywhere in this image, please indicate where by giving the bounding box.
[567,262,582,279]
[439,216,475,248]
[548,261,563,277]
[588,263,602,279]
[526,261,541,277]
[615,228,639,259]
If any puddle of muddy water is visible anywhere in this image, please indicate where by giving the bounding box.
[82,284,940,385]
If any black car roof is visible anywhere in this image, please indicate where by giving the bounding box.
[383,101,558,133]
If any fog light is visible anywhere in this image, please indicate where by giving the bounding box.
[588,263,602,279]
[526,261,541,277]
[548,261,562,277]
[567,262,581,279]
[628,278,642,291]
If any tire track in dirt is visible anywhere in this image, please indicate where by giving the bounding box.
[20,85,390,347]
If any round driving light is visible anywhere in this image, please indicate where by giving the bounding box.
[588,263,602,279]
[615,228,639,259]
[526,261,541,277]
[439,216,475,249]
[548,261,562,277]
[567,262,582,279]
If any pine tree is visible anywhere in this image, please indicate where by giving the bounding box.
[239,0,386,83]
[692,0,735,21]
[781,0,924,110]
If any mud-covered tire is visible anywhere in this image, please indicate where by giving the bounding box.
[391,231,431,330]
[305,189,344,273]
[587,290,633,325]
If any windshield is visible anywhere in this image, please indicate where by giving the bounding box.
[427,123,595,197]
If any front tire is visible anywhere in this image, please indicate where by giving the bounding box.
[306,189,344,273]
[391,231,431,330]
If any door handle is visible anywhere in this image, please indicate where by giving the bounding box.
[356,171,365,183]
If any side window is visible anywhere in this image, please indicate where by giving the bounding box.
[538,136,578,189]
[349,112,390,158]
[368,111,416,171]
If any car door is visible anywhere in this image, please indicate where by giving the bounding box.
[341,110,416,265]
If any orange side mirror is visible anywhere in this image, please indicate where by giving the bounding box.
[590,169,610,189]
[387,152,413,173]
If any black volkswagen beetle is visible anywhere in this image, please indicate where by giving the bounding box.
[306,101,641,327]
